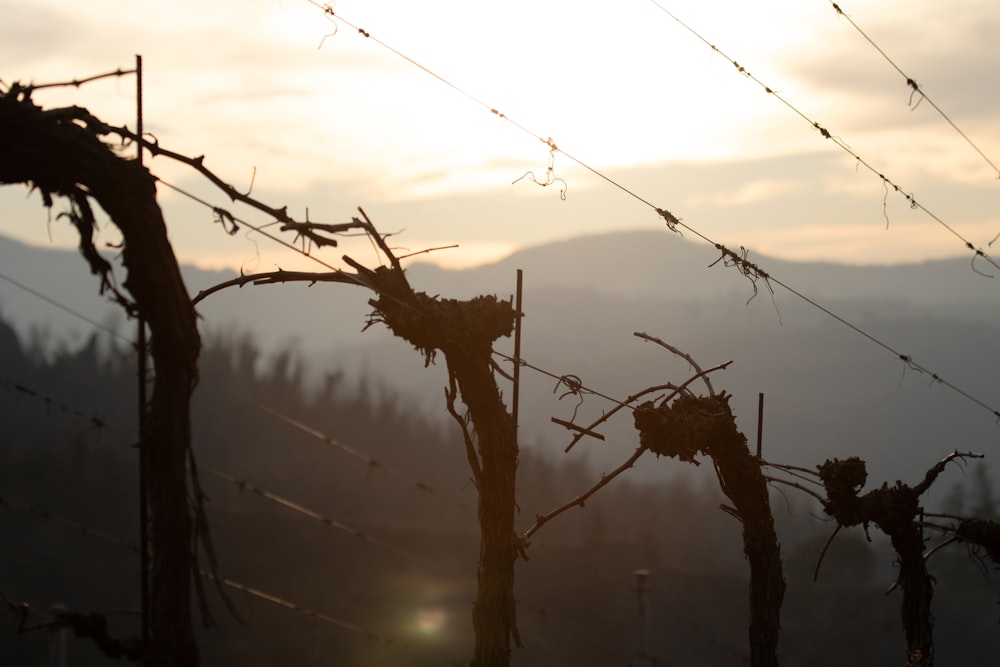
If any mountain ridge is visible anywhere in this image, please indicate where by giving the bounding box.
[1,230,998,488]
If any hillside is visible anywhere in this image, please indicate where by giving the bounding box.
[1,229,998,488]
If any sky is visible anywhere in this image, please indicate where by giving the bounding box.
[1,0,998,272]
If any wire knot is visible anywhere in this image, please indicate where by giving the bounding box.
[657,208,683,234]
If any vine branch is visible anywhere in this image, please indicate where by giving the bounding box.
[522,445,648,541]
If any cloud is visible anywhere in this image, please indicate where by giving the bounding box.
[686,179,806,208]
[779,1,1000,125]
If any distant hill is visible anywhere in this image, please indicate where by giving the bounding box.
[405,228,1000,310]
[1,231,998,488]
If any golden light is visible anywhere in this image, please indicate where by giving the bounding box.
[411,606,449,638]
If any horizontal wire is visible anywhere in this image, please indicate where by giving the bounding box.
[766,274,1000,417]
[0,494,139,554]
[207,381,436,494]
[0,492,397,644]
[0,379,109,431]
[493,350,634,412]
[0,269,133,344]
[206,573,384,641]
[198,464,438,570]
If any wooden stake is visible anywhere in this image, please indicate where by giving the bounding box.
[756,392,764,458]
[511,269,523,435]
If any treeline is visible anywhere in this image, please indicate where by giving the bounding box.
[0,315,998,665]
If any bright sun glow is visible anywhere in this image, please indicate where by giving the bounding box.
[2,0,996,270]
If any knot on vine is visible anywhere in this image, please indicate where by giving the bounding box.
[367,266,516,366]
[818,457,918,534]
[632,393,736,464]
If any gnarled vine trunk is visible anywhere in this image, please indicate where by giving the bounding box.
[634,393,784,667]
[358,265,520,666]
[818,456,946,667]
[0,88,201,666]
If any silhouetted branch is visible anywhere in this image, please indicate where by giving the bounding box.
[550,417,606,441]
[913,450,984,496]
[397,243,460,260]
[192,269,361,306]
[22,67,136,91]
[922,536,960,565]
[813,524,842,583]
[522,445,648,541]
[634,331,716,396]
[763,475,825,504]
[107,126,351,247]
[762,461,822,480]
[108,131,405,262]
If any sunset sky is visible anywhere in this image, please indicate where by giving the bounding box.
[2,0,998,272]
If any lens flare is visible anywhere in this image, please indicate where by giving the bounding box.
[413,606,448,637]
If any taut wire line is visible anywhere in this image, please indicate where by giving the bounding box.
[644,0,1000,275]
[825,1,1000,179]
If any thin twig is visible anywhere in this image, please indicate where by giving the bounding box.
[761,461,822,478]
[923,537,960,565]
[634,331,716,397]
[26,68,137,91]
[764,475,826,504]
[108,126,371,250]
[191,269,361,306]
[813,524,841,583]
[357,207,401,271]
[522,446,648,541]
[397,244,460,260]
[913,450,984,496]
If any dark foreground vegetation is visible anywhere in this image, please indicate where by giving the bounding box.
[1,317,998,665]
